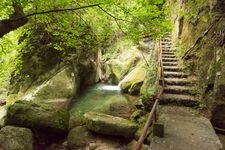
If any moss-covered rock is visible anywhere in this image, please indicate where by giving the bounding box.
[18,67,77,106]
[68,126,128,149]
[120,65,146,95]
[84,112,138,139]
[0,126,33,150]
[5,101,69,135]
[32,67,75,101]
[109,99,136,118]
[104,47,142,84]
[67,126,95,149]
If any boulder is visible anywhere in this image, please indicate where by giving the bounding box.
[45,98,71,110]
[68,126,128,149]
[120,65,146,95]
[67,126,95,149]
[23,67,76,102]
[109,99,136,118]
[84,112,138,139]
[105,47,141,84]
[0,126,33,150]
[5,101,69,135]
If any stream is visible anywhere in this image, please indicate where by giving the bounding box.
[69,83,138,129]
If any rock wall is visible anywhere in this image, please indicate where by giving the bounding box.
[170,0,225,128]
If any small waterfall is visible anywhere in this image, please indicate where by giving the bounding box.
[97,85,121,92]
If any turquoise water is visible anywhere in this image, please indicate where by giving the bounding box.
[69,84,136,128]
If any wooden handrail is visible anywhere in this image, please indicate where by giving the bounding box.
[135,40,164,150]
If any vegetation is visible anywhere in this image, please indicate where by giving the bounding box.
[0,0,171,97]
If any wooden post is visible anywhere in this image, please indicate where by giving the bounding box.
[153,122,164,138]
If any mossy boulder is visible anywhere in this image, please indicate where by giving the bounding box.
[67,126,95,149]
[5,101,69,135]
[0,126,33,150]
[105,47,141,84]
[120,65,146,95]
[68,125,127,149]
[24,67,76,102]
[84,112,138,139]
[109,99,136,118]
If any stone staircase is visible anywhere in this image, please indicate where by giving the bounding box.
[159,37,199,107]
[149,36,223,150]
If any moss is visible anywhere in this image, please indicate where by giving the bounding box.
[107,53,141,84]
[5,100,70,135]
[84,111,138,139]
[0,126,33,150]
[33,68,74,101]
[172,0,225,110]
[120,66,146,95]
[67,126,95,149]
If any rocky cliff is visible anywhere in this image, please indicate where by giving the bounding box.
[170,0,225,129]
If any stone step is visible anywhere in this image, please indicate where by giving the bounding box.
[159,93,198,107]
[162,58,178,62]
[162,38,171,41]
[162,52,175,55]
[162,47,171,49]
[162,55,176,58]
[164,78,192,86]
[164,85,196,95]
[162,50,175,53]
[163,62,178,66]
[164,71,188,78]
[162,43,171,45]
[163,66,182,72]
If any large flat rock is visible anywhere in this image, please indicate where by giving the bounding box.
[84,112,138,139]
[5,101,70,135]
[150,106,223,150]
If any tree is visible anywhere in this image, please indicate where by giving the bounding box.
[0,3,27,38]
[0,0,171,97]
[0,0,170,39]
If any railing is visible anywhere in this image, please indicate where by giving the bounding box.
[135,40,165,150]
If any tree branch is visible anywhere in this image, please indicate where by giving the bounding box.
[114,19,127,34]
[0,4,101,38]
[97,5,131,22]
[0,4,28,38]
[10,4,101,21]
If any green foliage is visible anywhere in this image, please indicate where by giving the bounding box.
[0,0,171,93]
[0,31,22,90]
